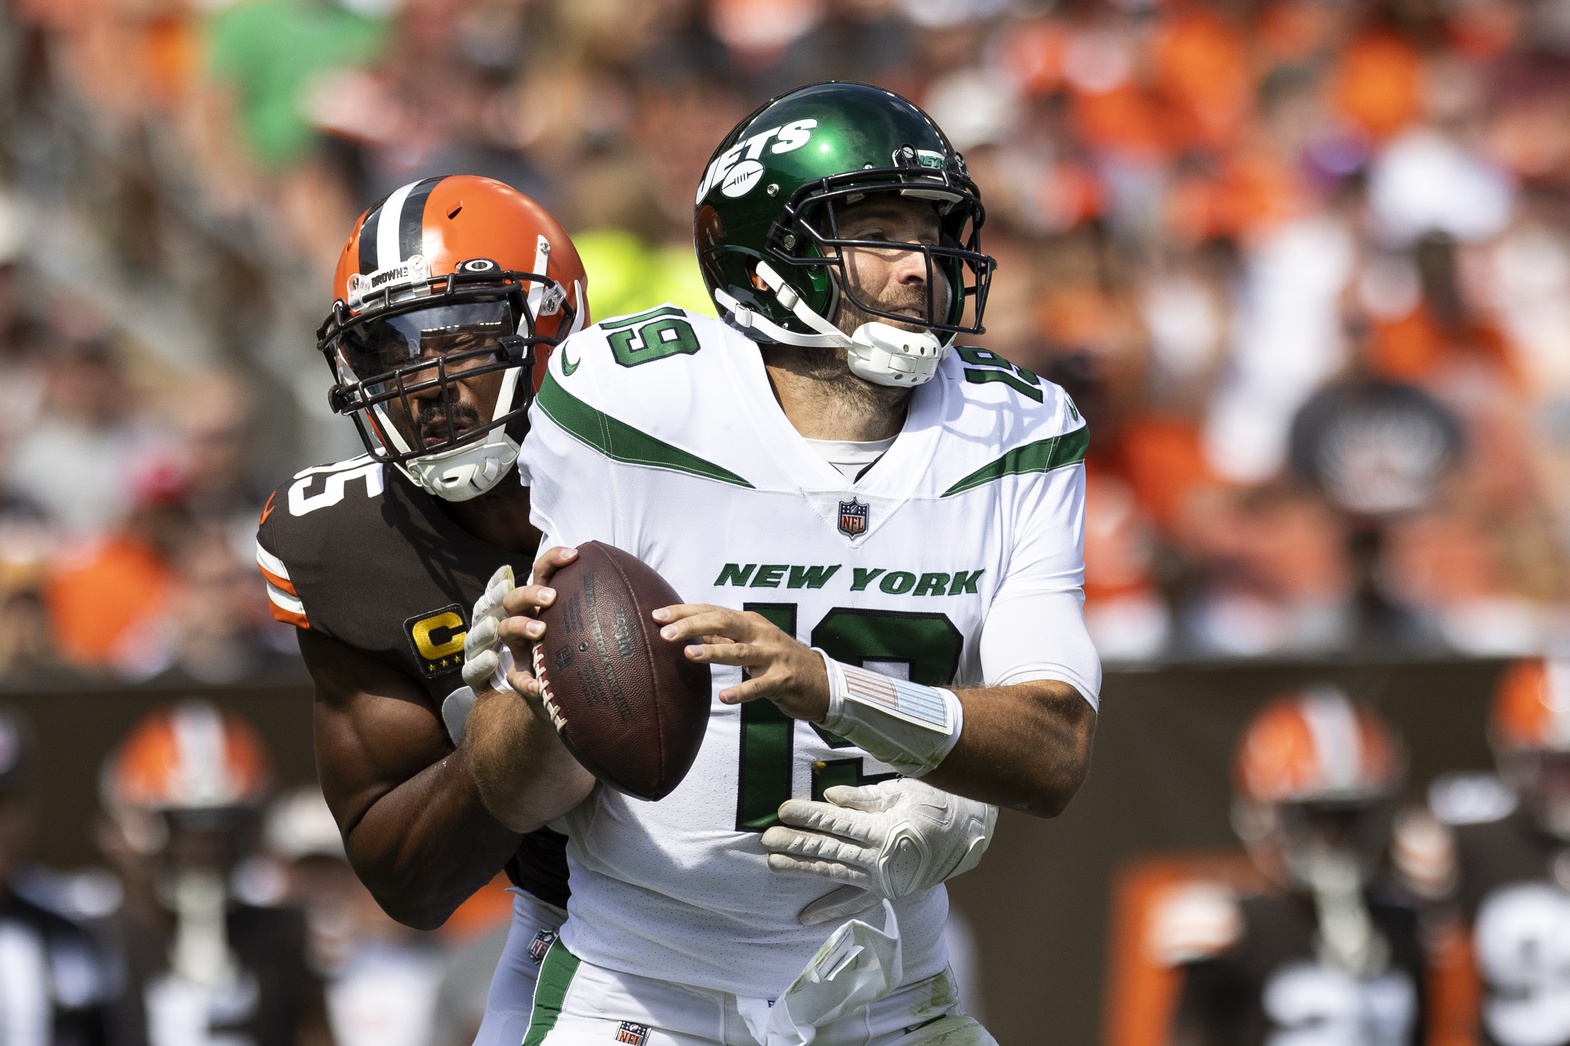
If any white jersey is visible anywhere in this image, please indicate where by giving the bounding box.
[520,305,1095,999]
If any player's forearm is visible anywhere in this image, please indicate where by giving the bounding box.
[920,679,1095,817]
[338,746,522,930]
[466,685,596,834]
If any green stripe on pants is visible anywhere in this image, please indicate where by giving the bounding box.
[522,941,581,1046]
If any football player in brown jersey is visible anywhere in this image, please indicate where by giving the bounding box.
[257,175,592,1046]
[1156,687,1428,1046]
[1392,659,1570,1046]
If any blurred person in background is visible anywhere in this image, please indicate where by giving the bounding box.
[1393,658,1570,1046]
[262,787,440,1046]
[165,370,273,543]
[5,338,159,537]
[1152,687,1427,1045]
[194,0,388,262]
[147,526,298,685]
[1176,484,1361,658]
[94,700,332,1046]
[0,705,115,1046]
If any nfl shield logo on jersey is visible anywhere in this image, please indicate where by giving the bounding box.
[615,1023,649,1045]
[528,928,558,964]
[838,498,869,537]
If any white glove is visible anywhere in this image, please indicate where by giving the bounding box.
[462,565,517,694]
[762,778,997,925]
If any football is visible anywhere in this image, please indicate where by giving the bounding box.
[530,541,711,800]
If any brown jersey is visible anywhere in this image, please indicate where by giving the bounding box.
[1453,803,1570,1046]
[255,455,568,908]
[1172,889,1426,1046]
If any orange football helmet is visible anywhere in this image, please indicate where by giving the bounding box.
[102,700,273,814]
[318,175,588,501]
[1236,686,1402,805]
[1490,658,1570,753]
[1233,686,1404,891]
[1490,659,1570,837]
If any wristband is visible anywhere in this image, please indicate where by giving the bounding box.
[815,651,963,777]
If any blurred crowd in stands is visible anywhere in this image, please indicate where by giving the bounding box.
[0,0,1569,680]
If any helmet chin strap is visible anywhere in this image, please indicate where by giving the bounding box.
[400,429,520,502]
[715,261,950,387]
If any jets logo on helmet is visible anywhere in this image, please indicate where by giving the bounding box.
[694,118,818,202]
[694,82,994,388]
[318,176,589,502]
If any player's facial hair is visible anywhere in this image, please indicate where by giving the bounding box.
[770,343,911,416]
[412,396,484,446]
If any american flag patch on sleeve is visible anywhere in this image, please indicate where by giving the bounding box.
[842,664,954,729]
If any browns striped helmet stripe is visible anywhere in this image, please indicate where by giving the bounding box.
[1236,686,1400,803]
[357,176,444,275]
[104,700,273,811]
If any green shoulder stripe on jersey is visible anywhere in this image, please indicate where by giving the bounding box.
[535,370,754,488]
[940,424,1089,497]
[522,942,579,1046]
[598,304,688,329]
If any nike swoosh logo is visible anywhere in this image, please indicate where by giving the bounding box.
[259,491,277,526]
[560,350,580,376]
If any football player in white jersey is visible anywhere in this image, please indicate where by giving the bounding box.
[475,81,1100,1045]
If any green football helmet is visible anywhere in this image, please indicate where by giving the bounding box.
[695,81,993,386]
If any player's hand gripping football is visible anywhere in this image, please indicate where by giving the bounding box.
[650,603,830,721]
[761,778,998,925]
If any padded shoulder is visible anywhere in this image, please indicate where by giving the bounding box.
[927,348,1089,499]
[256,455,388,630]
[533,307,765,488]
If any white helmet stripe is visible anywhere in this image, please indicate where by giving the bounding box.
[568,280,588,336]
[377,180,420,270]
[1302,686,1360,793]
[171,702,231,807]
[1545,660,1570,747]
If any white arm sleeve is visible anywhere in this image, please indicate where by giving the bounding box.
[977,460,1101,710]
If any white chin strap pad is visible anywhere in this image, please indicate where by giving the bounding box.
[717,263,951,387]
[401,430,520,502]
[846,322,947,387]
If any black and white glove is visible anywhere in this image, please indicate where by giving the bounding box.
[762,778,997,925]
[462,565,517,694]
